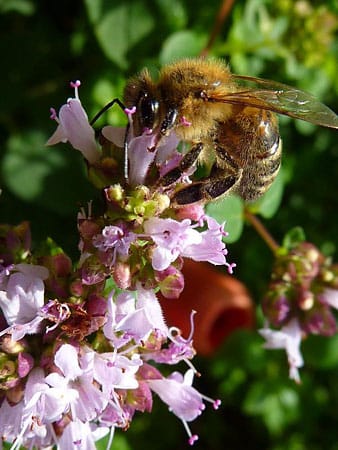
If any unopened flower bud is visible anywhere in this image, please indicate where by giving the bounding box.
[175,204,205,222]
[47,253,72,277]
[0,221,31,264]
[0,357,16,378]
[1,336,23,355]
[113,261,131,289]
[17,352,34,378]
[156,266,185,299]
[86,294,107,316]
[105,184,124,203]
[153,193,171,215]
[69,278,85,297]
[262,283,291,326]
[303,304,337,336]
[298,290,314,311]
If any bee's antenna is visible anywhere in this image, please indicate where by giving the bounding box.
[90,98,132,183]
[90,98,126,126]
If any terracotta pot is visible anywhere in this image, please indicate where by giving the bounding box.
[159,259,254,356]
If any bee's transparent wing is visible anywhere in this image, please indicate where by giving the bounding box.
[214,75,338,129]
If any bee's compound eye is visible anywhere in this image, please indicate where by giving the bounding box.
[138,92,159,129]
[198,90,208,100]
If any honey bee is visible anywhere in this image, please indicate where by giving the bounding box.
[123,58,338,204]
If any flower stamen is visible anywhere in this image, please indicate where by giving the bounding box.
[181,420,199,446]
[70,80,81,99]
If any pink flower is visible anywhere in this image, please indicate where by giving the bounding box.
[45,344,108,422]
[92,224,136,265]
[147,369,205,421]
[127,133,158,186]
[321,288,338,309]
[9,367,75,448]
[183,216,232,269]
[147,369,207,445]
[101,125,126,148]
[102,124,157,186]
[47,81,100,164]
[0,263,48,326]
[0,399,26,447]
[0,264,49,340]
[144,216,233,272]
[90,351,141,393]
[143,217,202,271]
[155,132,180,167]
[102,125,180,186]
[24,367,68,424]
[103,287,168,345]
[259,318,304,383]
[143,324,195,365]
[56,419,109,450]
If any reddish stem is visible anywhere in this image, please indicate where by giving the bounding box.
[244,209,280,253]
[200,0,235,56]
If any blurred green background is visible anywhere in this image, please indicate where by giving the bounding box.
[0,0,337,449]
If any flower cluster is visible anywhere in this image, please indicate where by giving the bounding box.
[0,81,233,449]
[259,241,338,382]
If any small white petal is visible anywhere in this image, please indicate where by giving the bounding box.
[322,288,338,309]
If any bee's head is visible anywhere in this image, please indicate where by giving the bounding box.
[124,69,178,138]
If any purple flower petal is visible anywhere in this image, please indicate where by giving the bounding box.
[47,98,100,164]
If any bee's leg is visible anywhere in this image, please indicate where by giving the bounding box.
[172,144,241,205]
[172,171,240,205]
[213,144,240,171]
[160,143,204,186]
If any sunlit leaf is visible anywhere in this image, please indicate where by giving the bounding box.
[206,195,244,243]
[159,30,207,64]
[84,0,155,69]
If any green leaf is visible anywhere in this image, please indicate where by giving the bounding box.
[1,130,97,215]
[303,334,338,370]
[154,0,187,30]
[159,30,207,64]
[36,237,65,256]
[206,195,244,243]
[96,432,132,450]
[91,76,126,127]
[282,227,306,251]
[0,0,35,15]
[244,381,299,435]
[84,0,155,69]
[2,131,65,202]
